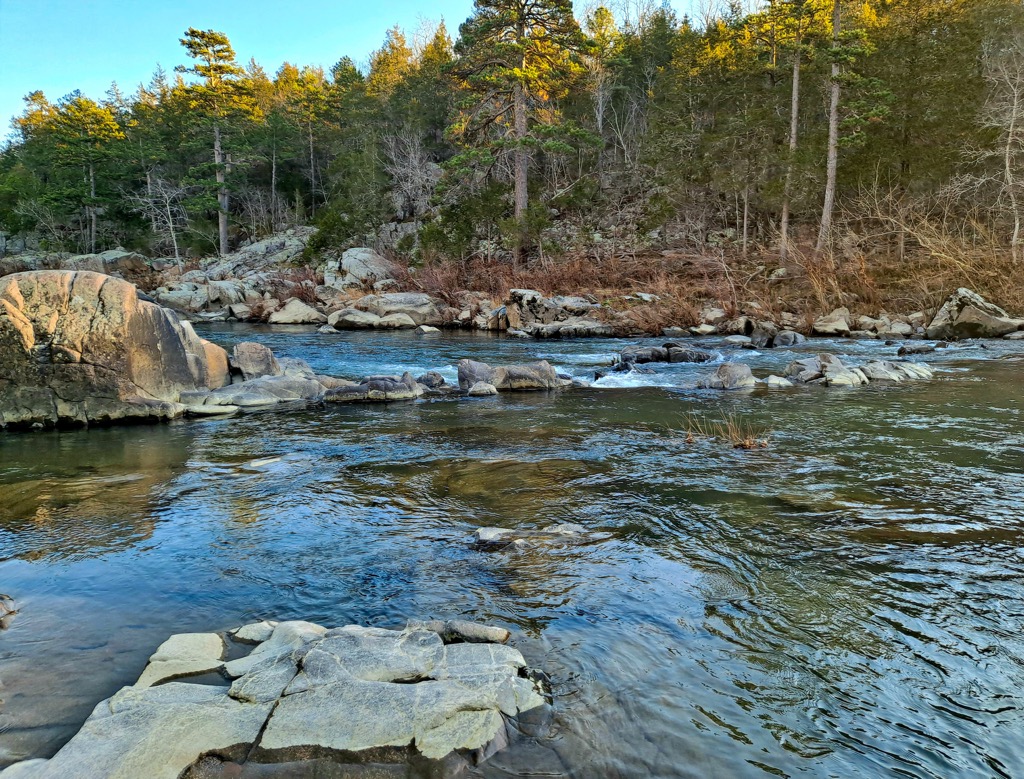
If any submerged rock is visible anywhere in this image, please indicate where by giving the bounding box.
[0,594,16,630]
[0,271,229,429]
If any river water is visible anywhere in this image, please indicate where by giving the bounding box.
[1,326,1023,778]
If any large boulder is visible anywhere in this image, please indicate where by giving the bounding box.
[267,298,326,325]
[457,359,562,391]
[926,288,1024,339]
[0,271,229,429]
[354,292,443,326]
[231,342,281,381]
[812,307,852,337]
[324,248,396,290]
[697,363,756,390]
[327,308,381,329]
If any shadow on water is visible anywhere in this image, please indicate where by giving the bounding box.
[1,328,1024,777]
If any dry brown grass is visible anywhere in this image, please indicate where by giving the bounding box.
[680,411,772,450]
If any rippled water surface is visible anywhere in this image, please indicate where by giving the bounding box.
[2,326,1024,777]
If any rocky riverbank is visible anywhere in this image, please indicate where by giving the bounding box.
[0,268,967,429]
[0,619,548,778]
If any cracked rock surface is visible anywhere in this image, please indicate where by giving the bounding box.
[0,620,548,779]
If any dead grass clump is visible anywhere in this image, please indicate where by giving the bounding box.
[680,411,771,450]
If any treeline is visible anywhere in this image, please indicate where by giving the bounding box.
[1,0,1023,274]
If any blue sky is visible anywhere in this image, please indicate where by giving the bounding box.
[0,0,692,142]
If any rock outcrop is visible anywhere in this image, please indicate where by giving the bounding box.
[0,619,548,778]
[926,288,1024,339]
[0,271,229,429]
[504,289,613,338]
[323,247,396,290]
[785,354,934,386]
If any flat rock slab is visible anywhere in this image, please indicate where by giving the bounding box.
[136,632,226,688]
[0,620,548,778]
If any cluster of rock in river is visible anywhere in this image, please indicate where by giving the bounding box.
[0,619,549,778]
[0,267,973,429]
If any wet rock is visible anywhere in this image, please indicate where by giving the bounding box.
[231,343,281,381]
[0,271,229,429]
[181,377,326,408]
[812,307,852,337]
[0,594,16,630]
[898,343,935,356]
[231,622,278,645]
[457,359,560,391]
[859,360,934,382]
[784,354,866,386]
[662,327,689,338]
[416,371,447,389]
[773,330,806,348]
[0,683,275,779]
[266,299,326,325]
[417,325,441,335]
[926,288,1024,339]
[407,620,512,646]
[325,372,422,403]
[468,381,499,396]
[697,363,756,390]
[136,633,226,689]
[1005,331,1024,340]
[763,375,794,388]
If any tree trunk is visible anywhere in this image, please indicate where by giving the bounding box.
[165,196,182,271]
[815,0,842,258]
[742,185,750,256]
[214,123,229,257]
[88,163,97,254]
[308,123,317,218]
[513,78,529,243]
[780,37,801,261]
[1005,80,1021,261]
[270,139,279,230]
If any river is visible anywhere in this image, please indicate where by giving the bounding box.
[1,326,1023,777]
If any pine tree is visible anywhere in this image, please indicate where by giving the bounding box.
[176,28,257,256]
[452,0,590,254]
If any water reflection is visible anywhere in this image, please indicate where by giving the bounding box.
[1,330,1023,777]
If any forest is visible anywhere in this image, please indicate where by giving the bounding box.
[2,0,1023,309]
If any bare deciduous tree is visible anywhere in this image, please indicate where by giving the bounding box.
[129,177,190,269]
[982,31,1024,262]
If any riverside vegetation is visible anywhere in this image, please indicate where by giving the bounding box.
[2,0,1024,321]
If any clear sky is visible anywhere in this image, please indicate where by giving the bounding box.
[0,0,692,143]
